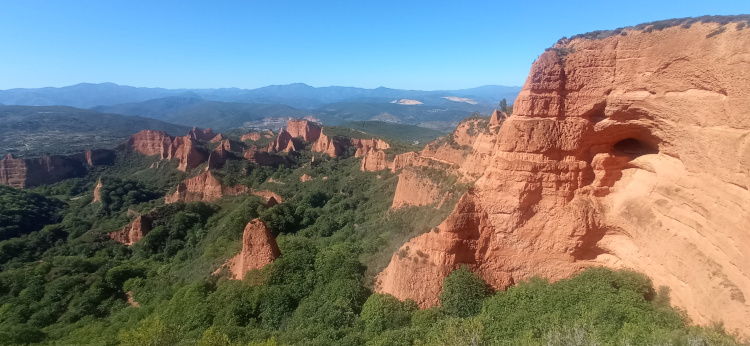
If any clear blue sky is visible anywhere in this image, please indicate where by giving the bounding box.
[0,0,747,90]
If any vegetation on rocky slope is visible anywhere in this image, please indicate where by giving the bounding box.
[0,140,741,345]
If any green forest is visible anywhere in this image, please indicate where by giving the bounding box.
[0,139,742,345]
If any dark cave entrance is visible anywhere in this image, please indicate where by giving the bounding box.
[612,138,659,157]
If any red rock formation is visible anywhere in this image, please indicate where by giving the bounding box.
[108,215,153,246]
[92,178,103,203]
[267,129,302,153]
[300,174,312,182]
[209,133,225,143]
[376,21,750,336]
[188,127,215,141]
[206,140,245,170]
[250,189,283,207]
[312,133,350,157]
[125,130,174,157]
[168,136,208,171]
[0,154,27,188]
[391,168,443,209]
[243,148,288,166]
[489,109,507,126]
[360,149,389,172]
[227,219,281,280]
[165,171,248,203]
[241,132,262,141]
[351,138,391,157]
[286,119,322,142]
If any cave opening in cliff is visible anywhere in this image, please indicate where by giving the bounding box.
[613,138,658,157]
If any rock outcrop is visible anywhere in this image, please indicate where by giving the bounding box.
[267,129,302,153]
[125,130,174,158]
[352,138,390,157]
[209,133,225,143]
[0,151,114,188]
[311,133,349,157]
[250,189,283,207]
[360,149,389,172]
[108,215,153,246]
[92,178,103,203]
[243,148,288,166]
[188,127,215,141]
[286,119,322,142]
[391,168,443,209]
[376,21,750,337]
[227,219,281,280]
[169,136,208,171]
[165,171,248,203]
[206,139,245,170]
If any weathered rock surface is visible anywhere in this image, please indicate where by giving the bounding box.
[241,132,262,142]
[311,133,349,157]
[169,136,208,171]
[206,139,245,170]
[209,133,225,143]
[250,189,283,207]
[352,138,391,157]
[243,148,288,166]
[286,119,322,142]
[108,215,153,246]
[188,127,215,141]
[360,149,389,172]
[0,150,113,188]
[267,129,302,153]
[300,174,313,182]
[125,130,174,158]
[376,21,750,336]
[227,219,280,280]
[391,168,443,209]
[92,178,103,203]
[165,171,248,203]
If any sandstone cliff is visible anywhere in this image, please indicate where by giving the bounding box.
[165,171,248,203]
[286,119,322,142]
[360,149,389,172]
[376,21,750,336]
[108,215,153,246]
[0,151,114,188]
[391,168,443,209]
[267,129,302,153]
[227,219,281,280]
[188,127,215,141]
[92,178,103,203]
[352,138,391,157]
[311,133,349,157]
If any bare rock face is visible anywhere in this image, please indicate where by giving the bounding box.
[207,140,245,170]
[0,154,27,188]
[108,215,153,246]
[376,22,750,336]
[188,127,216,142]
[267,129,302,153]
[170,136,208,171]
[300,174,313,182]
[1,150,115,188]
[125,130,174,157]
[243,148,288,166]
[352,138,391,157]
[391,168,443,209]
[92,178,103,203]
[286,119,322,142]
[312,133,349,157]
[165,171,248,203]
[250,189,283,207]
[360,149,389,172]
[227,219,281,280]
[209,133,225,143]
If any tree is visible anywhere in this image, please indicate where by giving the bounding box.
[439,266,488,318]
[498,99,508,112]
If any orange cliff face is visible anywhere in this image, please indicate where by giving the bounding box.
[311,133,349,157]
[227,219,280,280]
[352,138,390,157]
[267,129,301,153]
[165,171,248,203]
[1,150,114,188]
[376,21,750,336]
[360,149,389,172]
[391,168,443,209]
[286,119,322,142]
[124,130,210,172]
[108,215,153,246]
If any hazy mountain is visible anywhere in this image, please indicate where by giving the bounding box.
[0,83,521,110]
[0,105,191,157]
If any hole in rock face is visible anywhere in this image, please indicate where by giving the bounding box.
[613,138,658,157]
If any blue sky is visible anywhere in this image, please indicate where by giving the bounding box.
[0,0,747,90]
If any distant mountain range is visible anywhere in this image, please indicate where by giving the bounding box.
[0,83,521,131]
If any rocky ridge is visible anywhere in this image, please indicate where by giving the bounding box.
[375,21,750,337]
